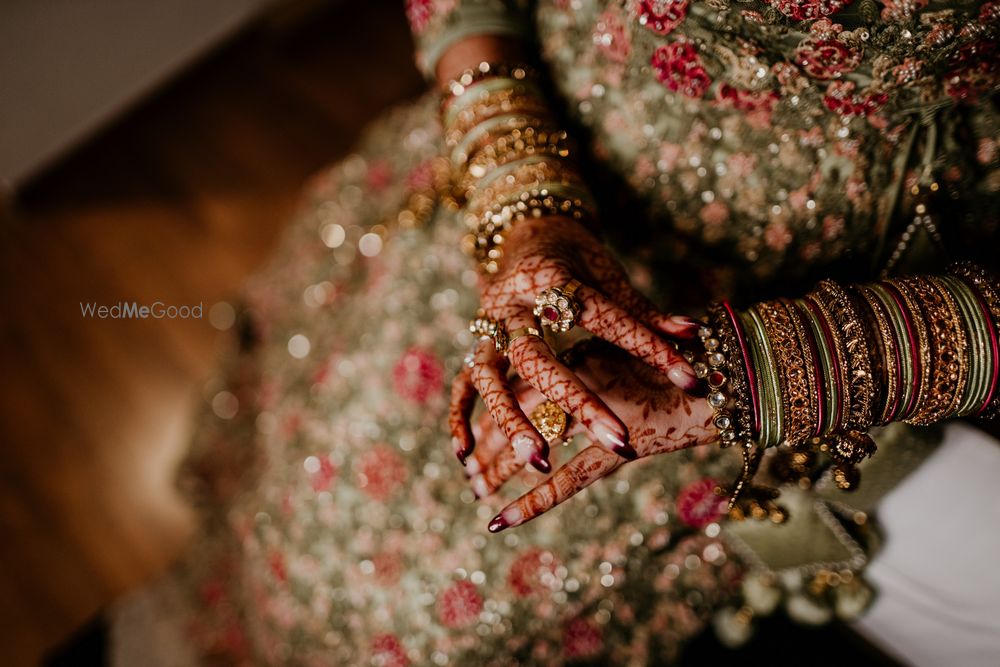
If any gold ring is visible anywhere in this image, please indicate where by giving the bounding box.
[534,279,582,333]
[506,325,543,350]
[468,309,508,353]
[529,400,569,443]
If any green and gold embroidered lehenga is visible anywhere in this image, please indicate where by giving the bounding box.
[111,1,1000,664]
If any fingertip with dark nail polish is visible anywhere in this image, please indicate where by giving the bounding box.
[530,454,552,474]
[488,515,508,533]
[613,443,639,460]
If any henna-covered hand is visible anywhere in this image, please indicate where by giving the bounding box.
[465,340,716,531]
[449,216,701,480]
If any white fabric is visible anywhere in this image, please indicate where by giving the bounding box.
[852,422,1000,667]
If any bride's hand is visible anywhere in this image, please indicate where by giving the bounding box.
[463,340,717,531]
[449,216,701,476]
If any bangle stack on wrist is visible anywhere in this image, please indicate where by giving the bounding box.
[440,60,596,274]
[706,264,1000,519]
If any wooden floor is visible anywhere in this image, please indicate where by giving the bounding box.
[0,2,421,664]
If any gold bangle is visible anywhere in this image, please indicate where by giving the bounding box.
[758,300,813,447]
[892,279,934,425]
[814,281,875,430]
[441,61,536,99]
[900,277,966,424]
[857,285,899,425]
[445,87,550,145]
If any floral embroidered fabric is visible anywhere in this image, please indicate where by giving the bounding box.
[115,0,998,664]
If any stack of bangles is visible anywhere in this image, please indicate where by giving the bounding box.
[441,61,597,274]
[695,262,1000,520]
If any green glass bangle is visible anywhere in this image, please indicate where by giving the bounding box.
[745,307,784,448]
[869,283,915,424]
[793,299,838,436]
[939,275,991,417]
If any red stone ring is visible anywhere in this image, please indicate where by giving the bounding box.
[534,279,582,334]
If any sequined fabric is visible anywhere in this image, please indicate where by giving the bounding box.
[119,0,999,663]
[152,99,746,665]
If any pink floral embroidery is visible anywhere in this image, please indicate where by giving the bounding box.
[563,618,603,659]
[651,42,712,99]
[794,21,862,80]
[356,445,408,501]
[371,634,410,667]
[943,39,999,103]
[764,221,793,252]
[822,81,888,118]
[405,159,436,191]
[594,10,632,63]
[508,548,560,597]
[268,552,288,585]
[977,138,998,165]
[715,84,778,127]
[366,160,393,191]
[438,581,483,628]
[699,201,730,228]
[880,0,927,22]
[769,0,851,21]
[404,0,433,35]
[637,0,689,36]
[676,478,727,527]
[822,214,846,241]
[309,456,337,492]
[392,346,444,404]
[373,551,403,586]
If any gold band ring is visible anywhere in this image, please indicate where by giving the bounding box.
[506,325,543,350]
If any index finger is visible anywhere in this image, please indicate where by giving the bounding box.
[487,444,623,532]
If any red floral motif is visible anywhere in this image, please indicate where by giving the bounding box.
[892,57,924,85]
[371,634,410,667]
[199,579,226,607]
[769,0,851,21]
[392,346,444,404]
[405,159,436,192]
[651,42,712,99]
[943,38,999,103]
[563,618,603,659]
[822,80,888,118]
[715,83,779,127]
[356,445,408,501]
[594,10,632,63]
[637,0,689,35]
[507,548,561,597]
[404,0,433,35]
[268,552,288,585]
[676,478,727,527]
[794,21,862,80]
[438,581,483,628]
[309,456,338,492]
[366,160,393,192]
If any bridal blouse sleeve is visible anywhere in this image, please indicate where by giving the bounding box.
[405,0,531,79]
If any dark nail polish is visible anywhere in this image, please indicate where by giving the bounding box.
[456,450,467,466]
[488,514,509,533]
[530,454,552,474]
[613,443,639,461]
